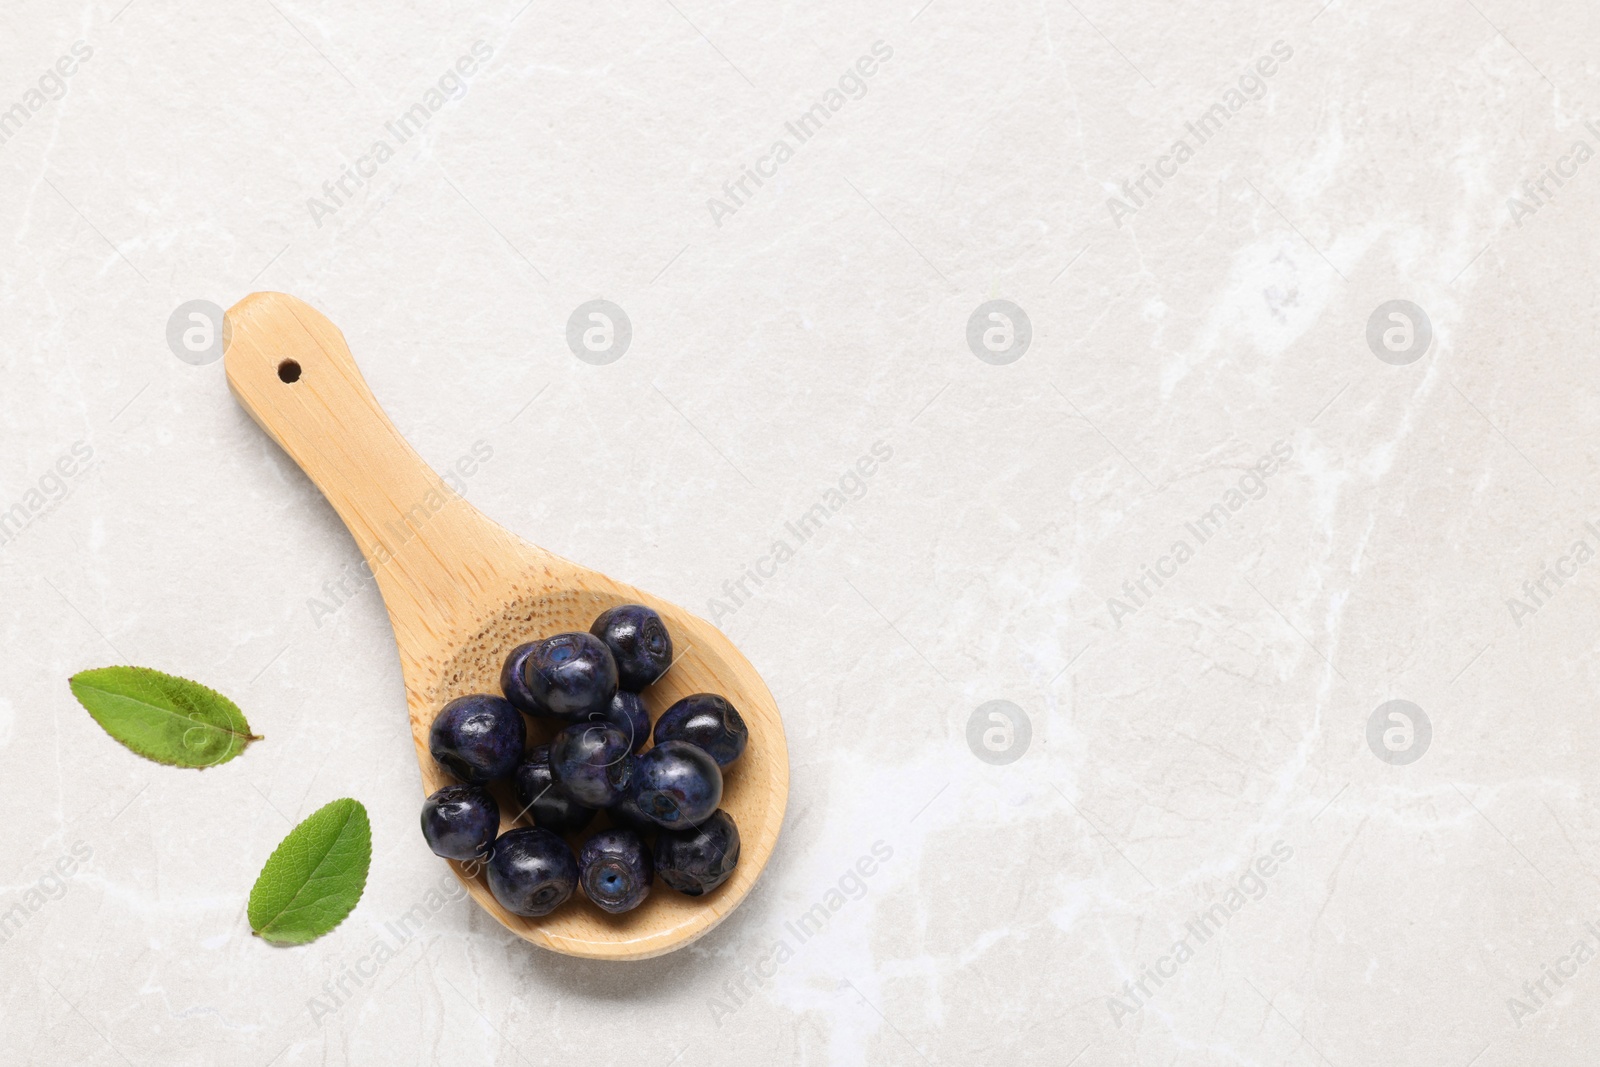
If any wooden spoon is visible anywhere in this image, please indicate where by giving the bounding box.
[223,292,789,960]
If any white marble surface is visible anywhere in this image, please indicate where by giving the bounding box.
[3,0,1600,1063]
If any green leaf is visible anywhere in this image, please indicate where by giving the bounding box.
[68,666,261,769]
[248,798,372,945]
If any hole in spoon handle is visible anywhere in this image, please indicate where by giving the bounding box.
[223,292,525,639]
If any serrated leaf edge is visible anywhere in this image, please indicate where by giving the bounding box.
[249,798,371,946]
[68,665,262,770]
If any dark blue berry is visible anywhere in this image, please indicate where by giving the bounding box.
[486,827,578,917]
[629,740,722,829]
[499,642,541,715]
[653,809,740,896]
[512,744,596,836]
[549,724,634,807]
[578,829,653,914]
[420,785,499,861]
[521,633,618,720]
[429,694,525,783]
[590,690,650,752]
[653,694,748,767]
[591,605,674,691]
[606,792,659,834]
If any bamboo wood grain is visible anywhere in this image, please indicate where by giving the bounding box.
[223,292,789,960]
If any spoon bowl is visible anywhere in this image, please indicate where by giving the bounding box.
[224,292,788,960]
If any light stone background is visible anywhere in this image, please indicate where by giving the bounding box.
[3,0,1599,1063]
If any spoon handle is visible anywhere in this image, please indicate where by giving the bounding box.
[224,292,532,652]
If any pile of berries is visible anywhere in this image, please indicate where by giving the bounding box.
[419,605,748,917]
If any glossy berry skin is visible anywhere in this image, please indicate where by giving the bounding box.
[590,605,673,691]
[654,809,740,896]
[429,694,525,784]
[549,724,634,807]
[499,642,541,716]
[653,694,748,767]
[486,828,578,917]
[629,740,722,829]
[420,785,499,861]
[578,829,653,914]
[592,690,650,752]
[512,745,596,836]
[521,633,618,720]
